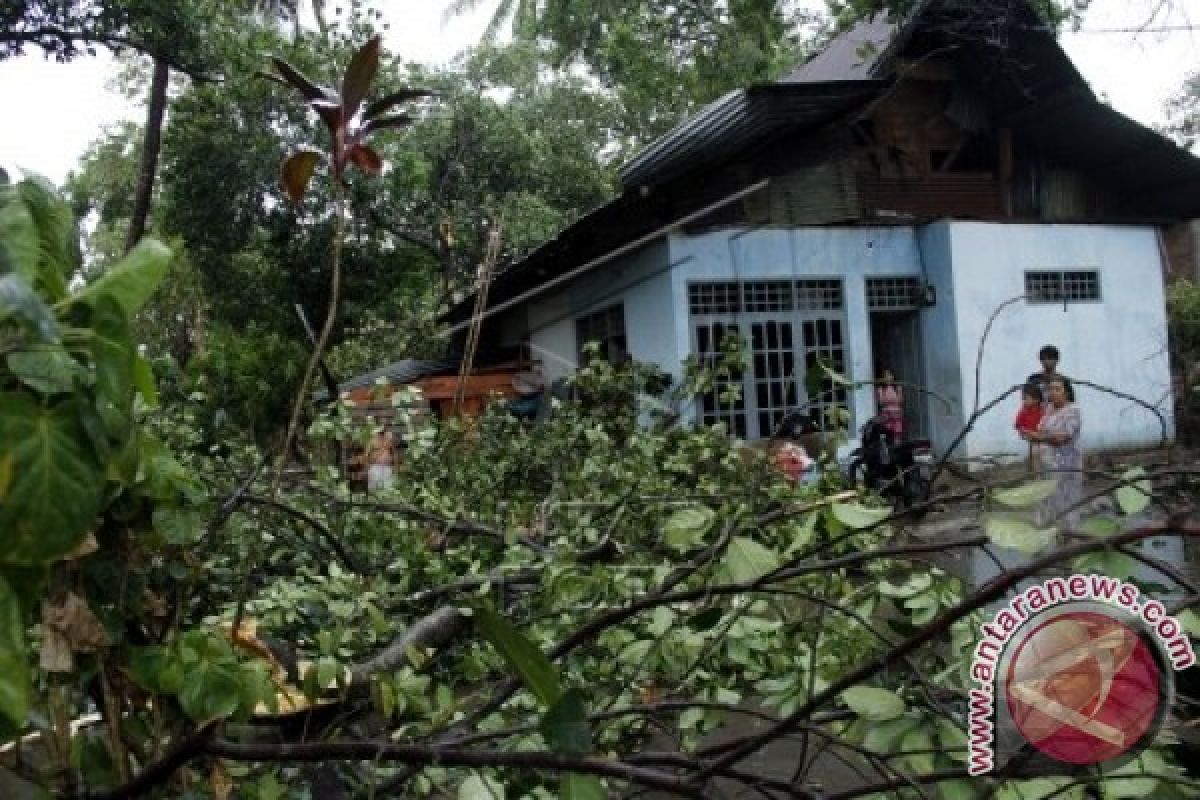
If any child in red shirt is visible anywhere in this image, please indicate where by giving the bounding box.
[1015,383,1044,469]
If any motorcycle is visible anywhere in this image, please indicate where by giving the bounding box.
[845,416,933,511]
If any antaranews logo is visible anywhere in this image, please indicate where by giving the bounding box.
[967,575,1196,776]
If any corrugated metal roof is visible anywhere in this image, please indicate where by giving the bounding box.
[779,15,897,84]
[619,81,884,189]
[334,358,457,394]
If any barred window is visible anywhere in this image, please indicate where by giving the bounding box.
[576,305,627,364]
[1025,270,1101,304]
[795,279,843,311]
[689,282,741,314]
[689,279,844,314]
[866,276,923,311]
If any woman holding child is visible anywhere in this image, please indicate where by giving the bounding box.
[1018,377,1083,528]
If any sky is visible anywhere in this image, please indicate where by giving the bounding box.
[1,0,1198,185]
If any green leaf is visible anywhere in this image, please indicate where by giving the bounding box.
[561,775,606,800]
[152,507,204,545]
[178,663,243,722]
[540,688,593,754]
[86,297,134,409]
[861,715,918,754]
[831,502,891,530]
[0,183,39,283]
[900,728,935,775]
[280,150,321,204]
[1176,609,1200,638]
[722,536,779,583]
[1116,468,1152,516]
[1079,516,1122,537]
[0,273,58,341]
[17,176,74,300]
[459,774,506,800]
[0,576,30,732]
[132,355,158,407]
[73,237,171,317]
[840,686,905,721]
[341,35,382,119]
[6,349,84,394]
[984,515,1055,554]
[0,394,103,564]
[475,605,562,706]
[663,506,715,552]
[992,479,1058,509]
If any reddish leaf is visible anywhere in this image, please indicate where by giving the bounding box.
[362,88,436,120]
[361,112,415,137]
[270,57,336,103]
[311,99,344,135]
[280,150,322,203]
[347,144,382,175]
[342,36,382,120]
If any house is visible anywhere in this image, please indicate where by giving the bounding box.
[442,0,1200,462]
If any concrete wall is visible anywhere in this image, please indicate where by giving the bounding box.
[916,223,968,454]
[523,241,677,384]
[667,226,929,432]
[944,222,1174,460]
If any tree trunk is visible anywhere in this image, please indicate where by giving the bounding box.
[125,58,170,253]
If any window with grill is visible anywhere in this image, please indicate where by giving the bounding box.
[1025,270,1101,304]
[576,305,628,365]
[694,322,748,439]
[795,279,843,311]
[689,280,844,315]
[688,280,847,439]
[866,276,923,311]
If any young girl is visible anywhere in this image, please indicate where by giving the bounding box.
[1014,383,1044,470]
[875,368,905,439]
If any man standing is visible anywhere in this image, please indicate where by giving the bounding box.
[1027,345,1075,405]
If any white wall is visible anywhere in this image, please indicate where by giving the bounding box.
[525,241,676,385]
[668,227,928,431]
[945,223,1174,460]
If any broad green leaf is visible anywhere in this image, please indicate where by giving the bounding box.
[992,479,1058,509]
[132,355,158,407]
[941,780,978,800]
[722,536,779,583]
[475,605,562,706]
[73,237,171,316]
[459,774,506,800]
[900,728,935,774]
[840,686,905,721]
[1079,516,1122,537]
[6,349,84,394]
[984,515,1055,554]
[280,150,321,204]
[861,715,918,753]
[0,576,30,732]
[782,512,819,556]
[0,273,58,341]
[561,775,606,800]
[86,297,134,408]
[342,35,382,119]
[0,184,38,283]
[831,502,891,530]
[0,394,103,564]
[1115,468,1152,516]
[663,506,715,552]
[937,718,969,761]
[540,688,592,754]
[179,663,243,722]
[17,176,74,300]
[878,572,932,599]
